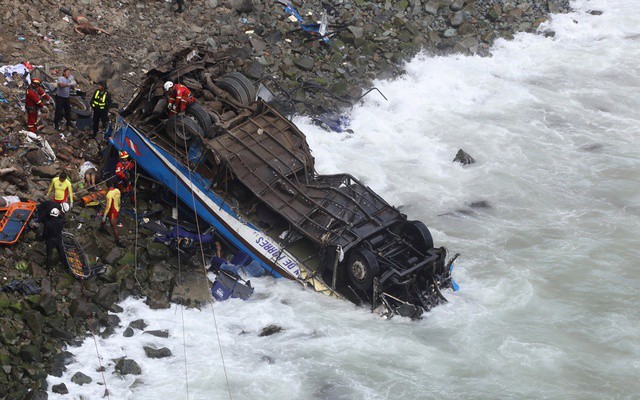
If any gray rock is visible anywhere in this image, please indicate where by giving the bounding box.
[348,26,364,40]
[115,358,142,375]
[233,0,254,13]
[52,383,68,394]
[259,324,282,337]
[19,345,42,363]
[144,329,170,338]
[453,149,475,165]
[450,11,466,28]
[31,165,59,178]
[146,240,171,261]
[104,248,124,265]
[294,56,315,72]
[149,261,173,283]
[443,28,457,38]
[129,319,148,330]
[71,371,92,385]
[143,346,172,358]
[424,1,439,15]
[450,0,465,12]
[23,310,44,334]
[37,294,58,316]
[123,327,134,337]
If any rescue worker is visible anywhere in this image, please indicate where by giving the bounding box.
[90,81,111,135]
[164,81,195,116]
[42,207,66,269]
[115,151,135,199]
[46,171,74,207]
[98,184,125,247]
[25,78,52,132]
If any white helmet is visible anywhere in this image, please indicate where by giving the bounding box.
[163,81,174,91]
[61,202,70,213]
[50,208,60,218]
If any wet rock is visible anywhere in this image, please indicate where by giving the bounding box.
[115,358,141,375]
[259,324,282,337]
[148,262,174,283]
[23,310,44,334]
[469,200,491,209]
[19,346,42,363]
[453,149,475,165]
[144,329,169,338]
[71,371,92,385]
[24,390,48,400]
[94,283,120,309]
[37,294,58,316]
[129,319,148,331]
[52,383,68,394]
[146,240,171,261]
[261,355,275,364]
[123,327,134,337]
[103,247,123,267]
[101,326,116,338]
[143,346,172,359]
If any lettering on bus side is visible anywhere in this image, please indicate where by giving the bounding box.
[255,236,300,277]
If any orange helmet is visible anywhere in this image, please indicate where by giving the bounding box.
[31,78,41,86]
[119,151,129,159]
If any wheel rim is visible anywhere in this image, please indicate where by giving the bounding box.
[351,259,367,283]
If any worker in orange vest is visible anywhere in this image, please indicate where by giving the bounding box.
[164,81,195,116]
[25,78,52,132]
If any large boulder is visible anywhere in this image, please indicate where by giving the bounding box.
[115,358,141,375]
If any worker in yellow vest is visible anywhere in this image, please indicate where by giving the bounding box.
[90,81,112,136]
[46,172,74,207]
[98,183,125,247]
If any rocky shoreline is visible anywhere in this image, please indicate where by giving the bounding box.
[0,0,576,398]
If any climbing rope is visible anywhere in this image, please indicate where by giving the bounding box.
[177,102,233,400]
[132,162,146,295]
[173,114,191,400]
[79,279,111,399]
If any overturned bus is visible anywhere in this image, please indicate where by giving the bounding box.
[110,46,458,319]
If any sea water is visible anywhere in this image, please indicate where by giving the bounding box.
[47,0,640,398]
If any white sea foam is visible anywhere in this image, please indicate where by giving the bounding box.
[49,1,640,398]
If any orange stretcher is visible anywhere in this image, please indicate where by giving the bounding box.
[0,201,37,245]
[62,232,91,278]
[80,190,107,206]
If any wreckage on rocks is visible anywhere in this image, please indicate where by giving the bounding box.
[110,47,457,318]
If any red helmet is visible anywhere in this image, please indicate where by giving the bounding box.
[119,151,129,159]
[31,78,41,86]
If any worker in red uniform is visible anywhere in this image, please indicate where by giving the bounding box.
[98,183,125,247]
[25,78,52,132]
[164,81,195,116]
[115,151,135,201]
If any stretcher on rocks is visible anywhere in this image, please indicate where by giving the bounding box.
[0,201,37,245]
[79,189,107,207]
[62,232,105,278]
